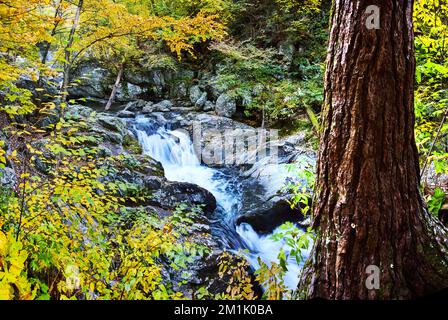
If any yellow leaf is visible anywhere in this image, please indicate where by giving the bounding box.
[0,232,7,257]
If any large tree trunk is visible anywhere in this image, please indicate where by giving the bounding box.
[298,0,448,299]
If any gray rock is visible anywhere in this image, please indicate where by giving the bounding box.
[189,85,203,105]
[34,157,49,174]
[0,167,16,188]
[236,199,307,234]
[151,71,165,98]
[91,126,123,144]
[124,71,152,86]
[64,104,95,119]
[195,92,208,109]
[203,101,215,112]
[68,64,110,99]
[97,115,126,136]
[171,81,188,98]
[215,93,236,118]
[117,110,135,118]
[148,180,217,215]
[153,100,173,112]
[116,83,146,102]
[142,105,155,114]
[124,99,149,112]
[206,80,224,102]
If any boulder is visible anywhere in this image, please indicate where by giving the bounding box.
[117,110,136,118]
[116,82,146,102]
[206,80,224,102]
[148,180,217,215]
[236,199,308,234]
[124,99,149,112]
[195,92,208,109]
[142,103,155,114]
[124,71,152,86]
[153,100,173,112]
[203,101,215,112]
[151,71,165,98]
[97,115,127,136]
[64,104,95,119]
[0,167,16,189]
[68,63,110,99]
[215,93,236,118]
[189,85,203,105]
[171,81,188,98]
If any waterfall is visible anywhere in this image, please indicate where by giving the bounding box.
[133,116,239,219]
[132,115,311,291]
[236,223,312,290]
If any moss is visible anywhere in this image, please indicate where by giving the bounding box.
[123,134,143,155]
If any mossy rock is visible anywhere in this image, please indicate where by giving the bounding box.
[123,133,143,155]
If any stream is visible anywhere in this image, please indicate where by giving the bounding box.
[132,115,312,290]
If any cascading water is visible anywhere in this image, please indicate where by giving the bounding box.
[132,115,311,290]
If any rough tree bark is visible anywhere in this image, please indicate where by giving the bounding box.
[297,0,448,299]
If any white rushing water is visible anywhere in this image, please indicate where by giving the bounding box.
[236,223,312,290]
[133,115,311,290]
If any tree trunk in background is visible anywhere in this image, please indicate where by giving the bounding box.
[105,63,124,110]
[298,0,448,299]
[61,0,83,102]
[41,1,62,65]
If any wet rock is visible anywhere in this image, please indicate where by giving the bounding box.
[195,92,208,109]
[151,71,165,98]
[171,81,188,98]
[124,99,149,112]
[189,85,203,105]
[203,101,215,112]
[242,133,316,199]
[215,93,236,118]
[97,115,126,136]
[116,82,146,102]
[236,199,307,234]
[64,104,95,119]
[34,157,49,174]
[117,110,135,118]
[153,100,173,112]
[142,103,155,114]
[0,167,16,188]
[206,80,224,102]
[35,113,59,129]
[69,63,110,99]
[148,180,217,215]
